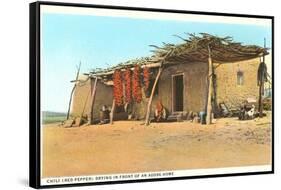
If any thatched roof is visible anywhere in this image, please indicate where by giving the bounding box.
[90,33,268,77]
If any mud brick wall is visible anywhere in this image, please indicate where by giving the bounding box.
[71,78,113,119]
[156,61,208,114]
[70,78,91,118]
[215,58,260,109]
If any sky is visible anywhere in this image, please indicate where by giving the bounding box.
[41,12,272,112]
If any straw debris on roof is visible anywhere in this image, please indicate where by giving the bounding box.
[90,33,268,77]
[153,33,268,63]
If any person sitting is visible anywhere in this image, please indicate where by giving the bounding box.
[154,100,167,122]
[99,105,110,124]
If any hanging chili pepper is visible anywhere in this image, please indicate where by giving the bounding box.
[143,66,150,91]
[132,65,142,103]
[113,69,123,106]
[124,68,132,103]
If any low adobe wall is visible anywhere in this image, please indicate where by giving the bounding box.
[70,78,113,120]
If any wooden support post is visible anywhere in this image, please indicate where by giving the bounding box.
[144,49,173,126]
[144,67,163,126]
[206,45,213,125]
[66,62,81,120]
[90,77,98,124]
[258,38,266,118]
[110,99,116,124]
[258,81,264,117]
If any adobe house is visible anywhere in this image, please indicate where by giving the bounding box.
[69,33,269,125]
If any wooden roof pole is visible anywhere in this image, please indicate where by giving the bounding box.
[90,76,98,124]
[206,45,213,125]
[144,66,163,126]
[144,50,173,126]
[258,75,264,117]
[66,62,81,120]
[258,38,266,117]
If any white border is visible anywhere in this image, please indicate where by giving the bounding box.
[41,5,271,27]
[41,165,271,186]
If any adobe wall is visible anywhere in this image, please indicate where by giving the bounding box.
[156,61,208,114]
[215,57,260,109]
[70,78,113,119]
[70,78,91,118]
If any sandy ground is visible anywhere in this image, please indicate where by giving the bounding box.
[42,113,272,178]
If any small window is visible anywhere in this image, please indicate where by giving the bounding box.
[237,71,244,85]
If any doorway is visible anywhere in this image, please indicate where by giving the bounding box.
[172,74,184,112]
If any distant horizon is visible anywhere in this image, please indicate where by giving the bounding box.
[41,11,272,113]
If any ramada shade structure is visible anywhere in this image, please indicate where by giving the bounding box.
[89,33,268,77]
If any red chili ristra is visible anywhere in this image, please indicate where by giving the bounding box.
[113,69,123,106]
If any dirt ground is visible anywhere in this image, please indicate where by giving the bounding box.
[42,112,272,178]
